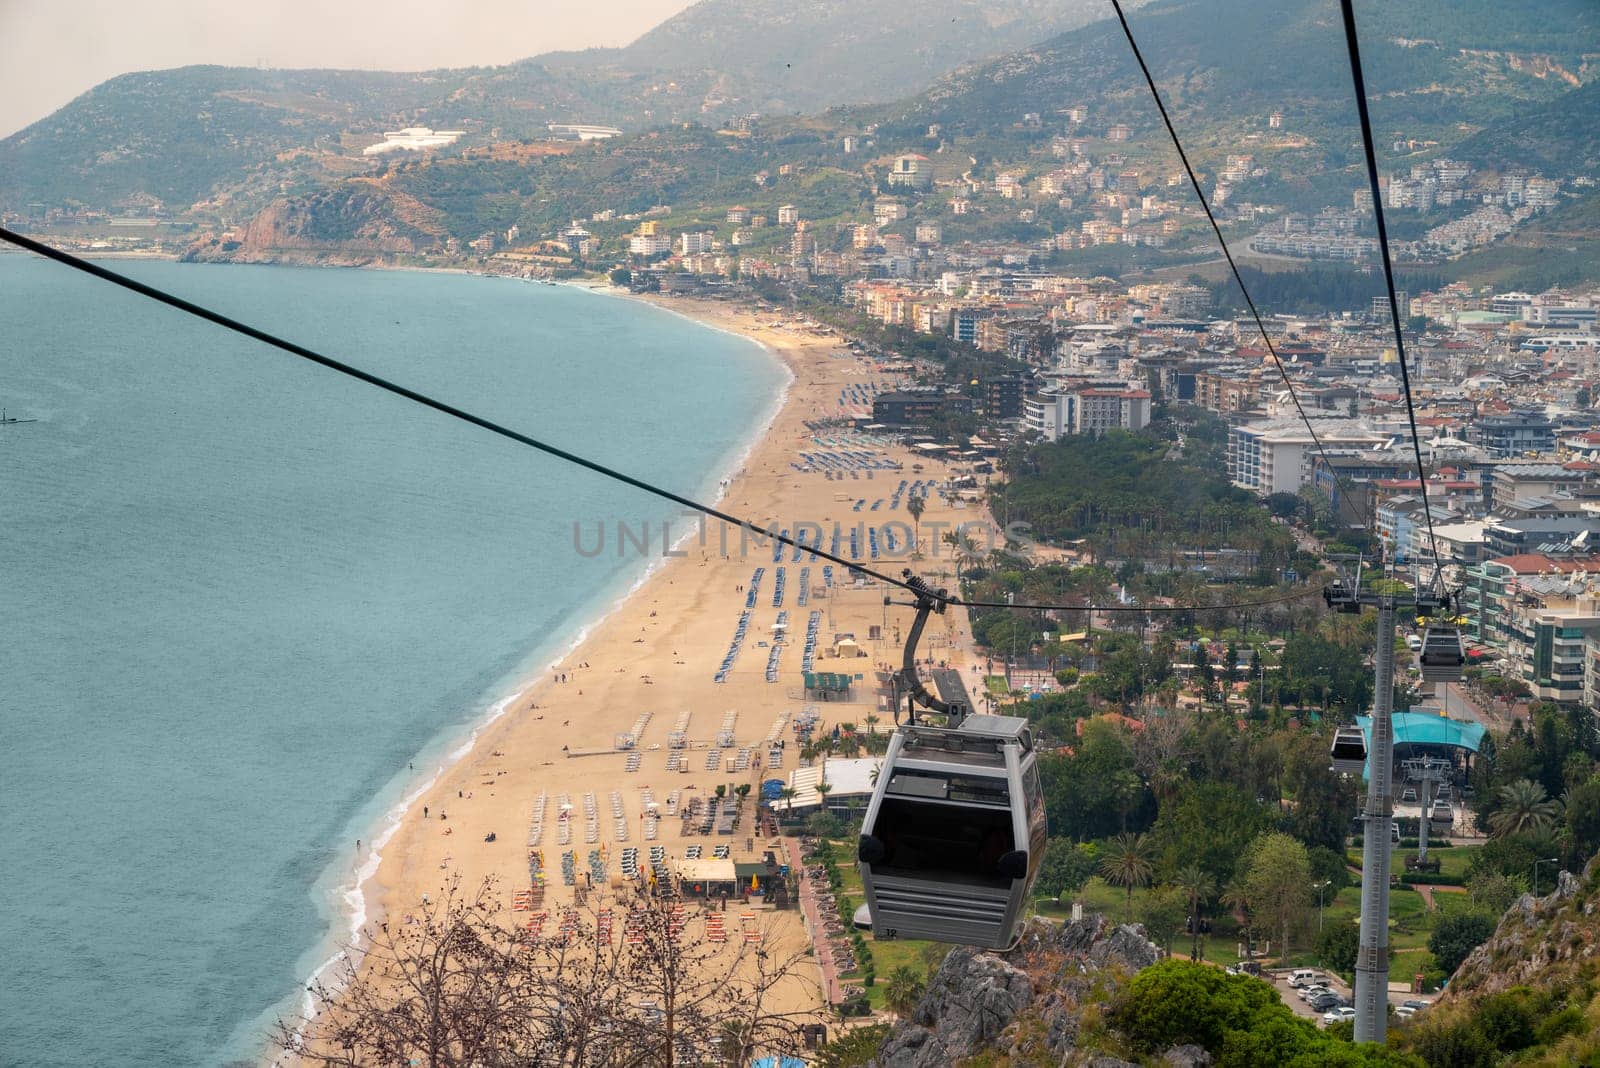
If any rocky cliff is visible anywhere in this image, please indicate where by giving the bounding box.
[182,183,448,265]
[1367,856,1600,1065]
[1448,856,1600,999]
[871,914,1173,1068]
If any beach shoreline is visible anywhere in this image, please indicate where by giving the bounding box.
[285,286,799,1024]
[287,282,989,1057]
[329,286,797,937]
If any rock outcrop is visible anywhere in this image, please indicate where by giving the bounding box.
[876,946,1033,1067]
[871,914,1161,1068]
[182,183,448,264]
[1448,857,1600,999]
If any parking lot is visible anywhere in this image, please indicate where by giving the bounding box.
[1269,971,1429,1026]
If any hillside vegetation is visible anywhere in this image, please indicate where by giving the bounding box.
[0,0,1105,214]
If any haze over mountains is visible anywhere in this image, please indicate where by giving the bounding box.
[0,0,1106,213]
[3,0,1597,273]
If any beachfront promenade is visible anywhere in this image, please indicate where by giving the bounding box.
[787,836,843,1005]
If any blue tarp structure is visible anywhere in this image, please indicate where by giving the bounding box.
[750,1057,807,1068]
[1352,711,1485,779]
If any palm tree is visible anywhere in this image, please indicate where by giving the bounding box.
[1489,779,1563,838]
[1173,864,1216,962]
[907,494,925,555]
[1097,832,1155,920]
[944,531,984,584]
[778,786,798,818]
[1221,877,1253,954]
[1110,770,1143,833]
[884,964,927,1016]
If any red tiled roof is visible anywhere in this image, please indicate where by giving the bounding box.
[1076,712,1146,735]
[1489,554,1600,574]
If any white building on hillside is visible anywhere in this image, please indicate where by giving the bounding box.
[678,231,716,255]
[546,123,622,141]
[362,127,466,155]
[629,233,672,257]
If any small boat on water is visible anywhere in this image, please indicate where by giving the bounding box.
[0,407,37,426]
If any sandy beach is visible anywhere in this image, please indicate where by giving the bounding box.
[351,290,990,1026]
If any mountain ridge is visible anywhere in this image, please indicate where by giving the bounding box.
[0,0,1107,214]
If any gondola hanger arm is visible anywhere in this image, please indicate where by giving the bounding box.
[885,570,963,727]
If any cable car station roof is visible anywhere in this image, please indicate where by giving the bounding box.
[1351,712,1485,778]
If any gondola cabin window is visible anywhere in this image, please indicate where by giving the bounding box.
[871,771,1016,886]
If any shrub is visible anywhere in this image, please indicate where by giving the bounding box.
[1406,1018,1497,1068]
[1534,1004,1584,1046]
[1428,911,1497,976]
[1475,991,1536,1052]
[1112,959,1291,1053]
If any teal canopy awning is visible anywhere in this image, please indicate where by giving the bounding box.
[1353,711,1485,778]
[1354,711,1485,753]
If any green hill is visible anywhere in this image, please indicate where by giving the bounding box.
[863,0,1598,176]
[1453,79,1600,175]
[0,0,1107,215]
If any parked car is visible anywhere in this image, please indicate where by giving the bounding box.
[1402,999,1431,1011]
[1299,985,1331,1002]
[1309,992,1345,1012]
[1288,969,1324,988]
[1323,1006,1358,1024]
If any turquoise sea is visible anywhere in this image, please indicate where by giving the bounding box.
[0,257,787,1066]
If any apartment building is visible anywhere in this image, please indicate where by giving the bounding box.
[1228,419,1390,496]
[1464,556,1600,703]
[1025,383,1151,441]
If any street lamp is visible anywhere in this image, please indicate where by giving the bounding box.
[1533,857,1560,897]
[1312,882,1337,927]
[1313,880,1331,932]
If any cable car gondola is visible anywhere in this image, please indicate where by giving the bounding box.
[1418,624,1465,684]
[856,574,1047,950]
[858,714,1045,948]
[1329,726,1368,775]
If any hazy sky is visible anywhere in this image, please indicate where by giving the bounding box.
[0,0,696,138]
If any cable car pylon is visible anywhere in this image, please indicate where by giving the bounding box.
[1323,557,1452,1044]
